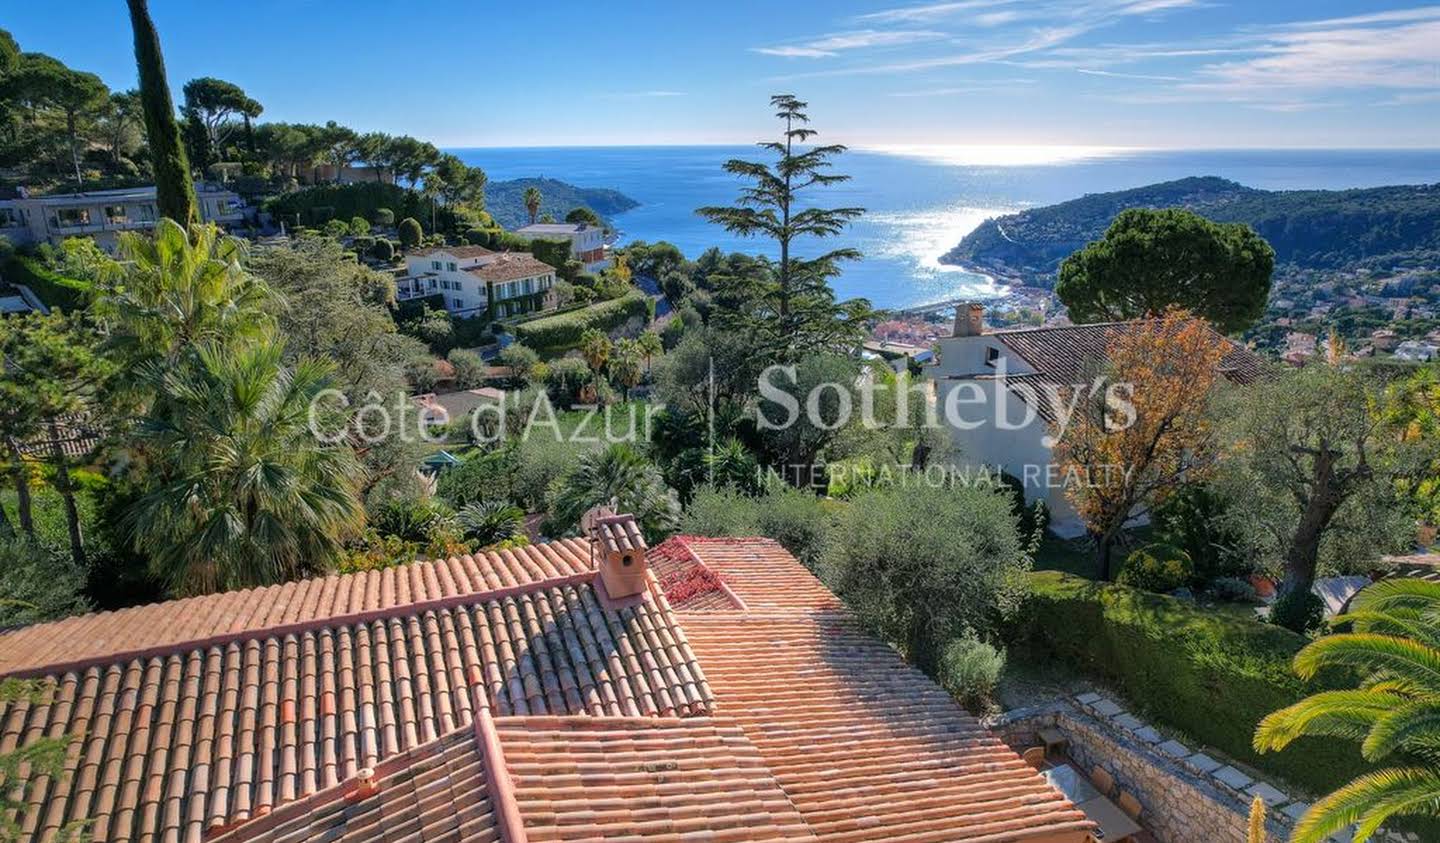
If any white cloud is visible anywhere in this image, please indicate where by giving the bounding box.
[752,29,947,58]
[1075,67,1183,81]
[857,1,1020,24]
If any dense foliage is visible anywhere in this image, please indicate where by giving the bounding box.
[1013,571,1368,795]
[512,292,650,353]
[1056,208,1274,332]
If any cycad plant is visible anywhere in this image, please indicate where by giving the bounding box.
[548,443,680,542]
[457,499,526,549]
[124,341,364,595]
[1254,579,1440,842]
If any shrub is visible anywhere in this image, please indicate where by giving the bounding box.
[437,449,516,508]
[1153,483,1247,583]
[1116,543,1194,593]
[372,207,395,227]
[323,218,350,239]
[370,238,395,262]
[939,635,1006,712]
[371,496,454,543]
[4,256,90,311]
[826,485,1030,672]
[447,348,486,388]
[1010,571,1368,795]
[542,356,594,409]
[398,217,423,249]
[0,537,91,627]
[349,216,371,236]
[497,343,540,384]
[456,500,525,548]
[1270,589,1325,634]
[512,292,650,354]
[681,484,836,570]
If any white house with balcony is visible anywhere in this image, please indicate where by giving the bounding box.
[514,222,609,274]
[0,183,245,250]
[399,245,558,319]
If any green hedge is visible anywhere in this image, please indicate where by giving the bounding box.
[4,256,90,311]
[1011,571,1366,796]
[265,183,464,233]
[512,292,650,354]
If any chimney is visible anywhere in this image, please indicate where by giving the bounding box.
[954,302,985,337]
[583,506,649,599]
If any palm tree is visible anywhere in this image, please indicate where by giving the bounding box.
[580,328,611,373]
[610,338,643,400]
[457,500,525,549]
[548,443,679,542]
[123,342,365,596]
[523,186,542,225]
[1254,578,1440,842]
[100,219,274,368]
[637,331,663,375]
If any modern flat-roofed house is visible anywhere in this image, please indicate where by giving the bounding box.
[514,221,609,273]
[0,521,1094,843]
[399,245,559,319]
[928,304,1264,537]
[0,183,245,250]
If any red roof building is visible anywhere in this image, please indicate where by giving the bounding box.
[0,531,1091,843]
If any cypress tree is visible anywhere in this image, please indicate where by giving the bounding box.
[126,0,197,225]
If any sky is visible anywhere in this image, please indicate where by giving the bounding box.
[4,0,1439,149]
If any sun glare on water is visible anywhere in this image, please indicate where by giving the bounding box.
[864,144,1136,167]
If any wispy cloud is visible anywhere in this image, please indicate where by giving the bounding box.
[1075,67,1183,81]
[751,29,946,58]
[857,0,1021,24]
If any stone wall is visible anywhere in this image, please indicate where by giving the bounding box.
[989,696,1417,843]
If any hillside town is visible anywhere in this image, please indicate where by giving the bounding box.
[1,4,1439,843]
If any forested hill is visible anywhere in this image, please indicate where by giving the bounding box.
[941,176,1440,285]
[486,177,639,229]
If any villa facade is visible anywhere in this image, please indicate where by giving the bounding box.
[399,245,559,319]
[514,221,609,273]
[0,183,245,250]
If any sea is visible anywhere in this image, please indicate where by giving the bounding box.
[451,146,1440,311]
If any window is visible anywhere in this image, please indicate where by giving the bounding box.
[431,260,442,271]
[985,347,1001,367]
[522,278,532,295]
[104,205,127,223]
[427,278,437,290]
[447,262,457,272]
[453,297,463,310]
[0,208,18,227]
[55,208,91,227]
[138,204,156,221]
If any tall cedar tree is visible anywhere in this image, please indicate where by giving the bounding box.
[698,95,869,362]
[126,0,197,224]
[1052,311,1231,579]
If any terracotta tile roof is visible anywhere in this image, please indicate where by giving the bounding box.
[465,254,555,283]
[0,539,595,677]
[211,725,499,843]
[981,320,1266,424]
[499,715,815,841]
[649,537,841,612]
[408,245,496,259]
[681,611,1093,842]
[0,563,711,841]
[0,535,1091,843]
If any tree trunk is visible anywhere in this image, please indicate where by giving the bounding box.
[67,111,83,187]
[1094,529,1117,581]
[0,492,13,539]
[6,438,35,537]
[1279,448,1344,599]
[48,419,86,568]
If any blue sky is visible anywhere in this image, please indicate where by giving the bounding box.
[4,1,1438,148]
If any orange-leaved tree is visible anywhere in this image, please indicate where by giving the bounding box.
[1052,309,1232,579]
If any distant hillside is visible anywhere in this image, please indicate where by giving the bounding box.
[942,176,1440,286]
[487,177,639,230]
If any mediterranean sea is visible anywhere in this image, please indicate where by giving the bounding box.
[451,145,1440,311]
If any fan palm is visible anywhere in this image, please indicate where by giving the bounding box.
[523,186,542,225]
[457,500,526,549]
[1254,578,1440,842]
[548,443,679,542]
[123,341,365,596]
[98,219,274,367]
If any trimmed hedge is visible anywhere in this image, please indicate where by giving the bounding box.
[512,292,650,354]
[265,183,464,232]
[1010,571,1366,796]
[4,256,90,311]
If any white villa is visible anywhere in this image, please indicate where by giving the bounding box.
[399,245,558,319]
[927,304,1263,537]
[514,221,609,273]
[1395,339,1440,362]
[0,183,245,250]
